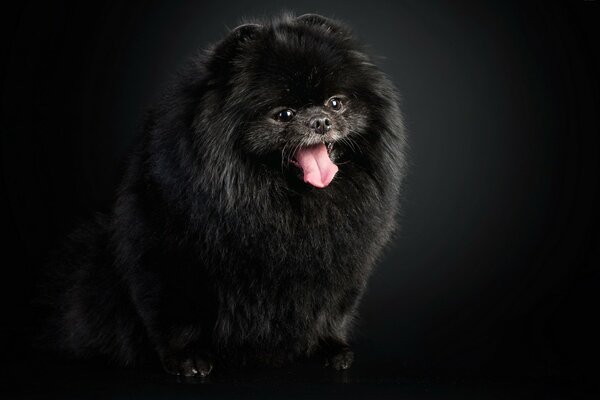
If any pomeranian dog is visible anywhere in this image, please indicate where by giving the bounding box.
[40,13,406,377]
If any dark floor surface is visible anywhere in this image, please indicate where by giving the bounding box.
[1,344,597,400]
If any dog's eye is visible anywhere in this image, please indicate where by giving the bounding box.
[275,109,295,122]
[327,97,343,111]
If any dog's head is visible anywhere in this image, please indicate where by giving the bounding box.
[194,14,401,189]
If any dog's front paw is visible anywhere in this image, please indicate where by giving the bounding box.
[160,351,213,377]
[325,348,354,370]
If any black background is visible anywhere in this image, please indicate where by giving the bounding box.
[1,1,599,398]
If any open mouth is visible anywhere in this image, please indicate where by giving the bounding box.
[290,142,338,188]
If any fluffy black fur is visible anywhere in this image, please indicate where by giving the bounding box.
[41,13,407,377]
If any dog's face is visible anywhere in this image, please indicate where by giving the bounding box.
[203,15,391,188]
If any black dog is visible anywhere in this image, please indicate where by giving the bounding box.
[40,13,407,377]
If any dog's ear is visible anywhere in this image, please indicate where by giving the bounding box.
[208,23,263,72]
[295,14,332,26]
[295,14,347,35]
[212,23,263,56]
[228,23,263,43]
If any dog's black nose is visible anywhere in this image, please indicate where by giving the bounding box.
[308,116,332,135]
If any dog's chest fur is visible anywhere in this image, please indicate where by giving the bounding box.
[190,187,386,358]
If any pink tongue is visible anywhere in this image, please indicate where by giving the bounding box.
[294,143,338,188]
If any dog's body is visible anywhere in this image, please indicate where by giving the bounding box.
[42,14,406,376]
